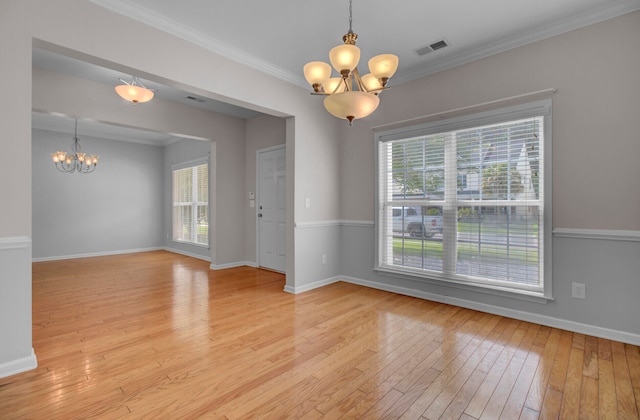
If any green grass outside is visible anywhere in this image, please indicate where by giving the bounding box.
[393,238,539,264]
[457,221,539,237]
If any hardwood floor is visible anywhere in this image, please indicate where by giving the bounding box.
[1,251,638,419]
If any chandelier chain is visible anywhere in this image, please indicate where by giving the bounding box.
[348,0,353,33]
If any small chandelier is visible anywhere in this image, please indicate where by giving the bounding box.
[51,119,99,174]
[115,76,155,104]
[303,0,398,125]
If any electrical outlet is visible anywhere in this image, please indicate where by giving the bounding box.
[322,254,327,264]
[305,197,311,208]
[572,282,586,299]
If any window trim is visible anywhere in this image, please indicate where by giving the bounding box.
[374,99,553,301]
[171,157,209,248]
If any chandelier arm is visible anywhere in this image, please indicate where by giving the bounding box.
[341,75,352,93]
[352,67,365,92]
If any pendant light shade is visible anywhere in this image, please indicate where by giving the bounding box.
[115,76,155,104]
[323,91,380,124]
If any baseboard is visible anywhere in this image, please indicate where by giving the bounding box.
[210,261,257,270]
[32,247,163,262]
[163,247,211,262]
[340,275,640,346]
[283,276,341,294]
[0,348,37,379]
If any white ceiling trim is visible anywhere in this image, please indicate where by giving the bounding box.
[90,0,640,88]
[89,0,306,87]
[396,0,640,83]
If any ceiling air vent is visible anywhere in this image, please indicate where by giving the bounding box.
[186,95,206,103]
[415,39,449,56]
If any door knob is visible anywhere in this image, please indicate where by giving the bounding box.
[258,213,263,217]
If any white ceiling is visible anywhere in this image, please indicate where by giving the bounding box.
[34,0,640,143]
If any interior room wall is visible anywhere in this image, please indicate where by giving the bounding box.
[1,0,342,376]
[339,11,640,343]
[32,128,164,260]
[32,67,249,266]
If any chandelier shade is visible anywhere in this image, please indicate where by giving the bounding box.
[303,61,332,92]
[303,0,398,125]
[51,119,99,174]
[323,91,380,123]
[323,77,347,95]
[361,73,383,93]
[329,44,361,76]
[115,76,154,103]
[368,54,399,85]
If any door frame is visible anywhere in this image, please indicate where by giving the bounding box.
[256,144,286,271]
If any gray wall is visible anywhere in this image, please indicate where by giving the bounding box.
[2,0,343,376]
[4,0,638,379]
[338,11,640,342]
[32,67,249,267]
[32,128,164,260]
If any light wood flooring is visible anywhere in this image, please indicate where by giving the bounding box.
[1,251,639,418]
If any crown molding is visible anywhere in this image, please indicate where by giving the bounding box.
[91,0,640,88]
[395,0,640,84]
[89,0,308,88]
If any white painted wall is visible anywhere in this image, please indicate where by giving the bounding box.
[32,129,164,260]
[338,11,640,342]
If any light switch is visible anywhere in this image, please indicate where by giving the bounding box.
[305,197,311,208]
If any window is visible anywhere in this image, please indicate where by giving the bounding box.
[376,100,551,298]
[172,159,208,246]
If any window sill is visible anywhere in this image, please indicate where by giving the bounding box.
[374,265,553,304]
[171,240,210,250]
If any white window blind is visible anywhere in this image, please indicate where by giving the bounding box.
[172,161,208,246]
[376,101,550,297]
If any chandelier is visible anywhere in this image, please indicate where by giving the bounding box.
[51,119,99,174]
[115,76,155,104]
[303,0,398,125]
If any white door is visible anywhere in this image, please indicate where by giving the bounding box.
[257,146,286,272]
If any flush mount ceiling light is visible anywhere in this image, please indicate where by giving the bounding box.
[51,119,99,174]
[115,76,155,104]
[303,0,398,125]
